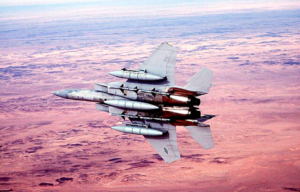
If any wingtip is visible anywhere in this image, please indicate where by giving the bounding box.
[163,154,181,163]
[161,42,173,47]
[166,42,173,47]
[203,143,215,150]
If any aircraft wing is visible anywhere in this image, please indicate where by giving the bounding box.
[144,129,180,163]
[185,125,214,149]
[129,118,181,163]
[127,42,177,86]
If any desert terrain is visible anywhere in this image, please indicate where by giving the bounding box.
[0,2,299,191]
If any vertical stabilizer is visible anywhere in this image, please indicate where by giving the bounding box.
[184,68,213,94]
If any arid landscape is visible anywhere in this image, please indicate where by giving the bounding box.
[0,1,300,191]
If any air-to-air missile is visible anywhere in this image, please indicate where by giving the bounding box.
[52,42,215,163]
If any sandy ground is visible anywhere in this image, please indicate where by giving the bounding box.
[0,7,300,192]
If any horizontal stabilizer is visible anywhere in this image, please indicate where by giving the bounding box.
[184,68,213,94]
[185,125,214,149]
[198,114,216,122]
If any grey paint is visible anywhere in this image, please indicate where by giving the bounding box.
[95,103,109,112]
[104,100,159,110]
[111,125,164,136]
[109,70,164,81]
[129,118,181,163]
[126,42,177,91]
[185,125,214,150]
[52,43,215,163]
[184,68,213,94]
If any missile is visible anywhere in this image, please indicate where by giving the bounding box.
[109,70,164,81]
[104,100,159,110]
[111,125,165,136]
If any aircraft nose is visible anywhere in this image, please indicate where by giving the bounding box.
[52,90,69,98]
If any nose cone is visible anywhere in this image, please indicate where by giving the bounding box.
[109,71,121,77]
[52,91,59,96]
[52,90,69,98]
[144,103,159,110]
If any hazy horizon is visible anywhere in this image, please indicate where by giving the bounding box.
[0,1,299,191]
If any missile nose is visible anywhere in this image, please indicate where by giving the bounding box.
[52,91,59,96]
[109,71,120,77]
[52,90,69,98]
[147,104,159,110]
[111,126,123,132]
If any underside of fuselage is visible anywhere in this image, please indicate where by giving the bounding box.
[52,43,215,163]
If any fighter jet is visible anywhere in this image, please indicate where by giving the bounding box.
[52,43,215,163]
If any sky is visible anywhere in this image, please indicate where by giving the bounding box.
[1,0,299,22]
[0,0,270,6]
[1,0,300,10]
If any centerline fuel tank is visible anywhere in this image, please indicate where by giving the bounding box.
[104,100,159,111]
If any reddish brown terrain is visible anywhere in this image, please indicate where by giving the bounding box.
[0,2,299,192]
